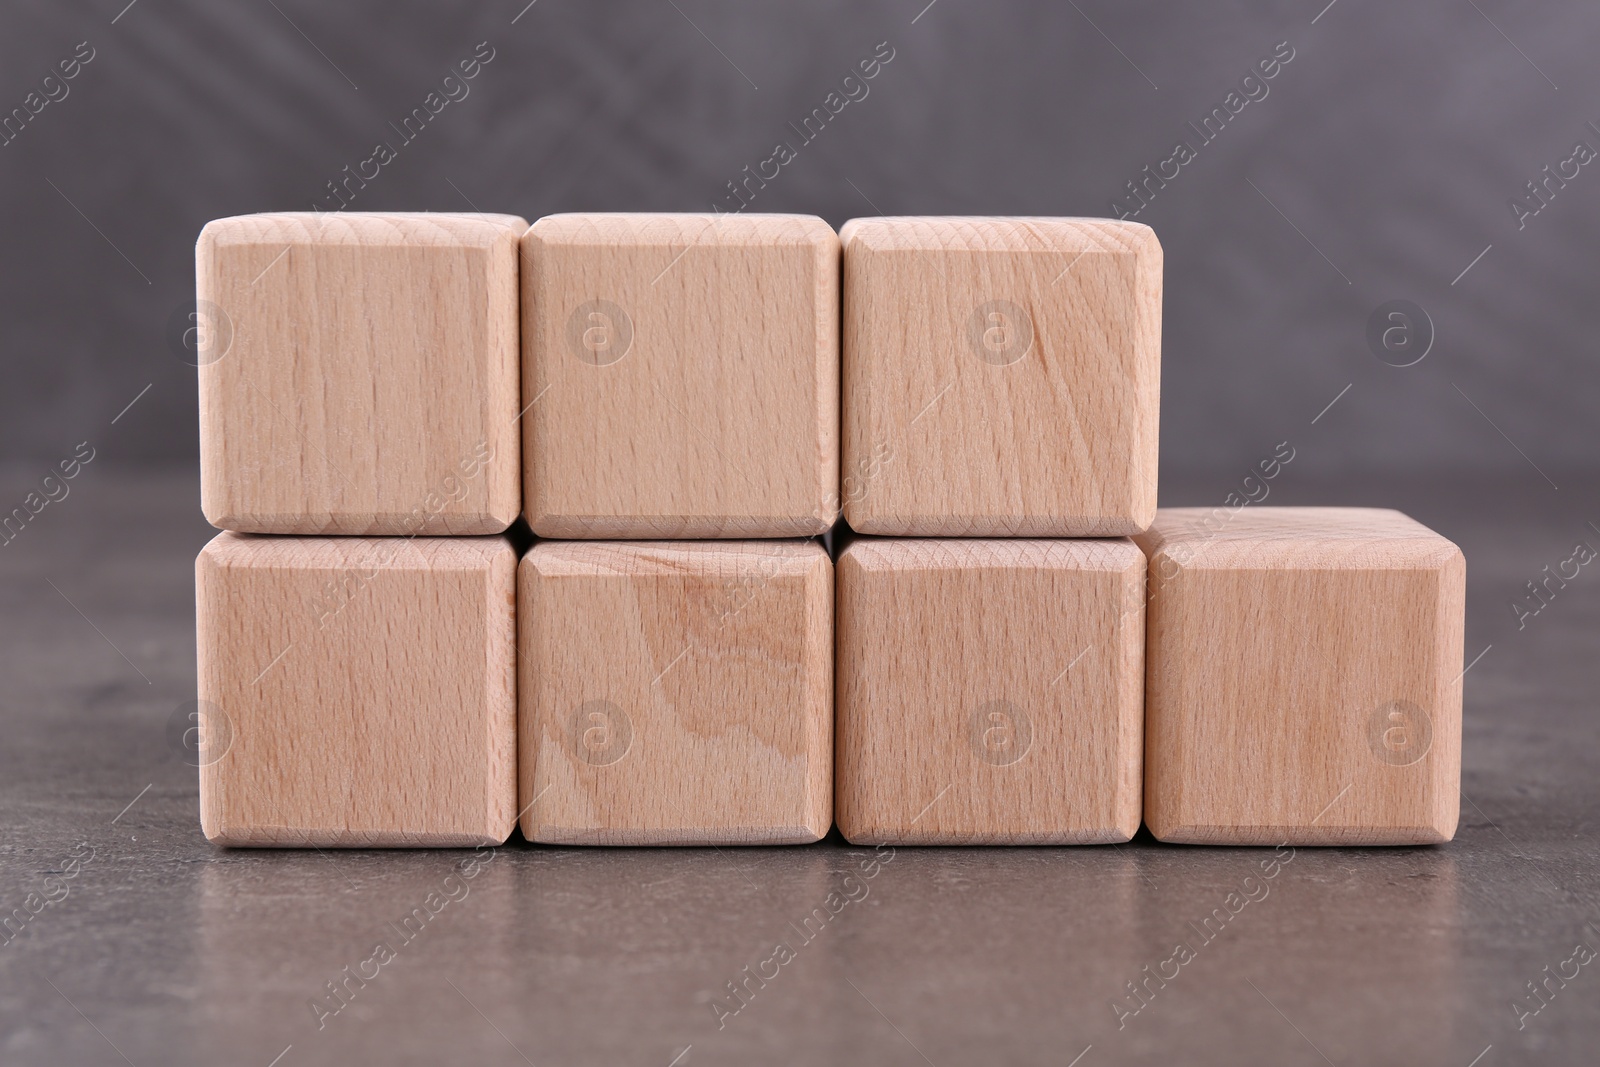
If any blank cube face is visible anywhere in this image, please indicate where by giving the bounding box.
[196,533,517,846]
[198,212,525,535]
[1136,508,1465,845]
[524,214,839,538]
[841,217,1161,537]
[836,539,1145,845]
[520,541,832,844]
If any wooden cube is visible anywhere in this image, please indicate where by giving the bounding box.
[841,216,1161,536]
[523,213,839,538]
[520,540,832,844]
[836,538,1145,845]
[198,212,525,535]
[196,532,516,846]
[1134,507,1465,845]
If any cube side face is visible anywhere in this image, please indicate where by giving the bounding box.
[198,214,523,535]
[520,541,832,844]
[842,218,1160,536]
[1145,550,1463,845]
[197,533,517,846]
[836,539,1145,845]
[524,215,840,538]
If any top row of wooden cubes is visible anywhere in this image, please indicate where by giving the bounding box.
[196,213,1161,538]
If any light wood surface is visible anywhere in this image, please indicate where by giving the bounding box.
[841,216,1161,536]
[523,213,839,538]
[1134,507,1465,845]
[836,538,1145,845]
[197,212,525,535]
[196,532,517,846]
[520,539,832,844]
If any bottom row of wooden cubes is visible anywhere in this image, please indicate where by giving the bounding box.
[195,508,1463,848]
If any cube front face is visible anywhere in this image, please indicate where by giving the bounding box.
[198,212,525,536]
[1138,508,1465,845]
[520,540,833,844]
[841,217,1161,537]
[836,539,1145,845]
[196,533,517,846]
[524,214,840,539]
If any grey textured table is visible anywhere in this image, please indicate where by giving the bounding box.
[1,466,1596,1066]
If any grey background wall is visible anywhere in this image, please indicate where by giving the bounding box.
[1,0,1595,485]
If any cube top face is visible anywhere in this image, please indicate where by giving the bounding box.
[1134,507,1466,845]
[1137,506,1463,571]
[196,532,517,846]
[524,213,840,539]
[520,539,832,844]
[836,538,1145,845]
[841,216,1161,537]
[197,212,526,536]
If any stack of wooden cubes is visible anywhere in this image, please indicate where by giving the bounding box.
[194,212,1464,849]
[833,218,1159,845]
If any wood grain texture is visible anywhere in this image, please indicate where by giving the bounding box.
[1133,507,1465,845]
[841,216,1161,537]
[196,532,517,846]
[198,212,525,535]
[523,213,839,538]
[836,538,1145,845]
[520,539,832,844]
